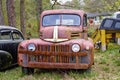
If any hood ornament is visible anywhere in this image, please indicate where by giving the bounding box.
[44,26,68,42]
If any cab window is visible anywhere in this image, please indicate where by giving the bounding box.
[43,14,81,26]
[12,32,23,40]
[0,32,11,40]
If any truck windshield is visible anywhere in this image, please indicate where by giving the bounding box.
[42,14,80,26]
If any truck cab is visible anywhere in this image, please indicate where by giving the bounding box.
[18,9,94,74]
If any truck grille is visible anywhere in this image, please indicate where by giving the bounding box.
[28,45,77,63]
[29,55,76,63]
[38,45,70,53]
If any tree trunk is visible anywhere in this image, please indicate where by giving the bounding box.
[0,0,4,25]
[20,0,26,38]
[36,0,42,32]
[6,0,16,27]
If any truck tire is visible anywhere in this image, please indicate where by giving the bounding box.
[22,67,34,74]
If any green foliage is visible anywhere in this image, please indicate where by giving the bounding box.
[43,0,52,10]
[1,0,52,38]
[83,0,120,13]
[66,0,81,9]
[2,0,8,25]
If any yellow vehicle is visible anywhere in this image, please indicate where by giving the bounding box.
[91,18,120,51]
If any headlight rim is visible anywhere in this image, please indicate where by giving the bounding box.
[27,43,36,51]
[71,43,80,52]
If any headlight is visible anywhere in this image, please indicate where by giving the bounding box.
[28,43,36,51]
[72,44,80,52]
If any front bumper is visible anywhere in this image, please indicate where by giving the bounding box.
[25,62,89,69]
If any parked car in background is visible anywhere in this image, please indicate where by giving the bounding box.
[112,11,120,18]
[0,26,24,70]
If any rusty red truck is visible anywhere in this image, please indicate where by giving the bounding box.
[18,9,94,74]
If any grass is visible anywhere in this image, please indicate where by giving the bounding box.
[94,43,120,80]
[0,43,120,80]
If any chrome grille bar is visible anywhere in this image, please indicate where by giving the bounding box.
[38,45,70,53]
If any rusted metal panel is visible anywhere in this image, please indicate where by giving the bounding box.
[18,47,91,69]
[27,62,89,69]
[18,50,87,56]
[18,10,94,74]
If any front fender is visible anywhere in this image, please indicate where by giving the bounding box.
[0,50,13,70]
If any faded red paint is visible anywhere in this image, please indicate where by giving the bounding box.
[40,27,83,39]
[18,9,94,72]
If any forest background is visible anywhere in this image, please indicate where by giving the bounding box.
[0,0,120,38]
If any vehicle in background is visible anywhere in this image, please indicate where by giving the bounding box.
[0,26,24,70]
[112,11,120,18]
[91,18,120,51]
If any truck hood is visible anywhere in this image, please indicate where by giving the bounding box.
[40,26,83,42]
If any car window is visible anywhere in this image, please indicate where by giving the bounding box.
[103,19,113,28]
[12,32,23,40]
[115,22,120,28]
[61,15,80,26]
[0,32,11,40]
[43,15,60,26]
[43,14,80,26]
[117,14,120,18]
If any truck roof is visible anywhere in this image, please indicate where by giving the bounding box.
[41,9,85,16]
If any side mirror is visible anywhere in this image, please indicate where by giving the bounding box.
[83,14,87,27]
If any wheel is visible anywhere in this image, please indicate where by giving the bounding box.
[0,51,12,70]
[29,68,34,74]
[22,67,34,75]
